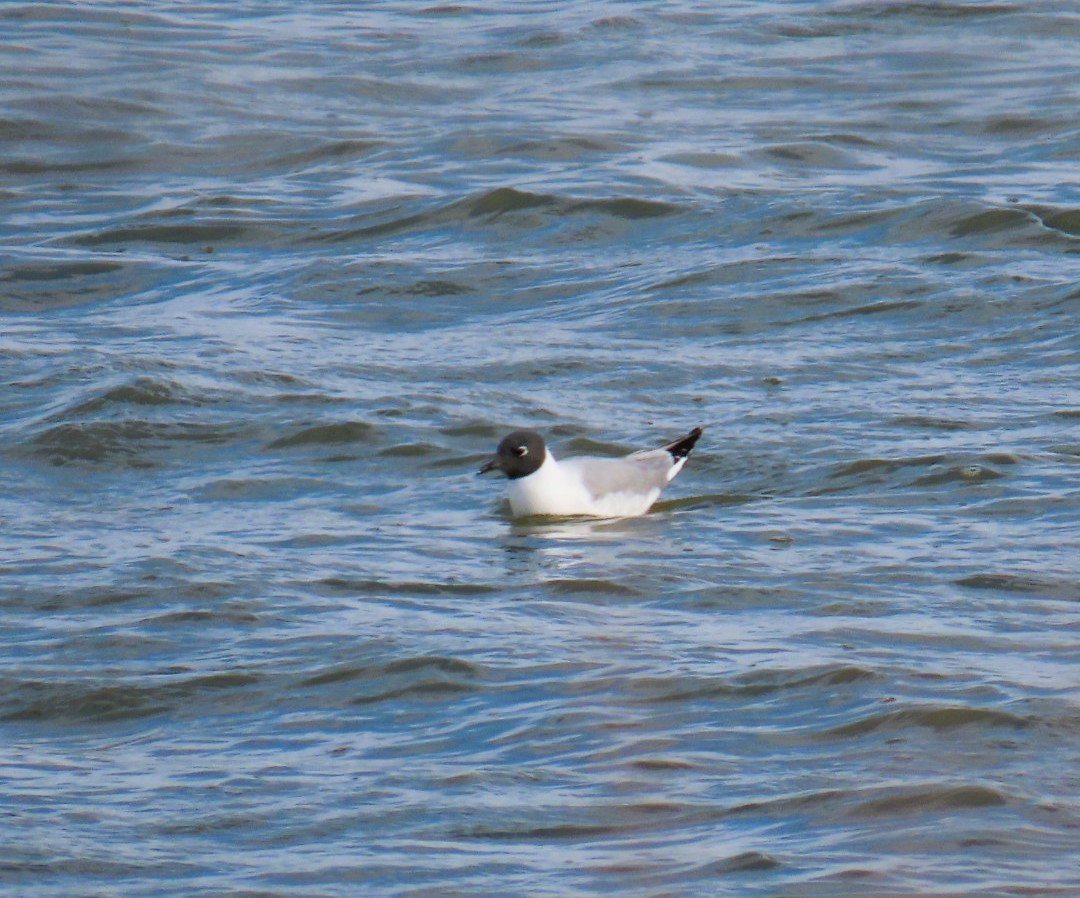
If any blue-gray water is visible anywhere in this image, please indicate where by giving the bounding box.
[2,2,1079,896]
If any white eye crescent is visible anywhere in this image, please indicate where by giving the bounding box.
[513,446,528,457]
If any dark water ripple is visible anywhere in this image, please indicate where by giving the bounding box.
[3,1,1080,896]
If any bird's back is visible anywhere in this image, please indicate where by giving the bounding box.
[561,451,675,500]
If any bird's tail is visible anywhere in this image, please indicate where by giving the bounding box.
[662,426,703,460]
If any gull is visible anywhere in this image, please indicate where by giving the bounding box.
[478,426,702,518]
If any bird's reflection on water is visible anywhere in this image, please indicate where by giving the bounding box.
[496,508,679,579]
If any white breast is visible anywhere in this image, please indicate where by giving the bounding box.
[506,452,593,517]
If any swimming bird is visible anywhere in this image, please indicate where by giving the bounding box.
[478,426,703,519]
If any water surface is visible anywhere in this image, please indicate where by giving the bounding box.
[2,2,1079,896]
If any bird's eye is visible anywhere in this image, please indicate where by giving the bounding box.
[513,446,528,457]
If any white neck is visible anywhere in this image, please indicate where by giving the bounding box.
[506,450,588,517]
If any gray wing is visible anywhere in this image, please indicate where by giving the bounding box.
[562,451,673,499]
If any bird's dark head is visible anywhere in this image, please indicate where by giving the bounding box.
[477,430,546,479]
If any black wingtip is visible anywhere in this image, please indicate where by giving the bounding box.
[663,426,703,460]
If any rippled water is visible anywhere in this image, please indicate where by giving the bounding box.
[2,2,1079,896]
